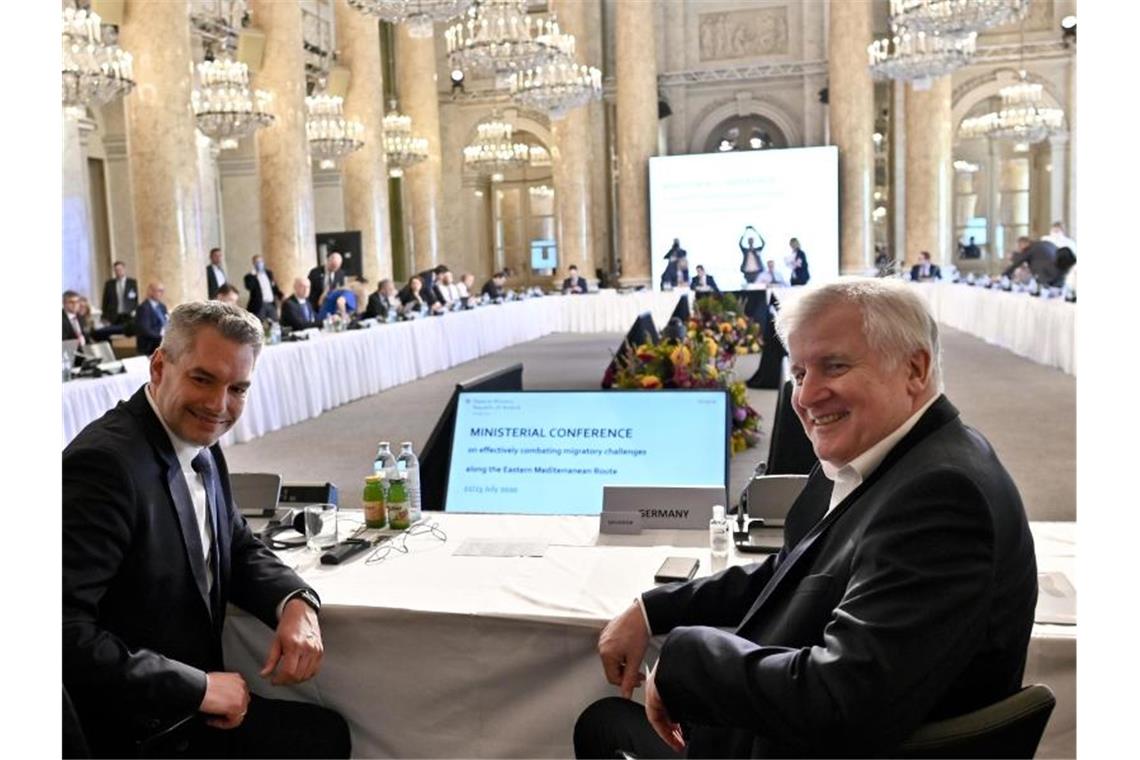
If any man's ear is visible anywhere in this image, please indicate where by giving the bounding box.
[150,347,166,387]
[906,348,932,394]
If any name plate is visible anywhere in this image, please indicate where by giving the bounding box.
[600,511,643,535]
[602,485,725,530]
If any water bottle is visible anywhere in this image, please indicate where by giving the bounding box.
[397,441,422,522]
[62,350,72,383]
[709,504,730,572]
[373,441,399,488]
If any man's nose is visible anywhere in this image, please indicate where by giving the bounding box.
[796,373,828,407]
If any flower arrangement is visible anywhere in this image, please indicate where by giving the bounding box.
[690,294,762,358]
[607,334,763,455]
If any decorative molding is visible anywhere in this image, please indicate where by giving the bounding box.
[102,134,129,160]
[688,95,801,153]
[698,7,789,63]
[658,60,828,86]
[216,156,258,177]
[966,40,1073,65]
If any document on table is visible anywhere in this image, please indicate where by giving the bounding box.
[1036,571,1076,625]
[453,538,550,557]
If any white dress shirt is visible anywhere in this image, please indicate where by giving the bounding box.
[210,264,226,286]
[116,277,127,314]
[255,269,274,303]
[67,312,85,346]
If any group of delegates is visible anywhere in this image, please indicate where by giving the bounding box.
[1002,222,1077,289]
[61,278,1039,758]
[660,235,809,290]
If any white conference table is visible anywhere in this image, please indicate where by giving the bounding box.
[222,515,1075,759]
[60,291,685,447]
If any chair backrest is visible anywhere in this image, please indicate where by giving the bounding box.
[897,684,1056,759]
[764,378,817,476]
[81,341,117,364]
[230,472,283,517]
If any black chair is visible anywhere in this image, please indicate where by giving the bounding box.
[747,294,783,389]
[764,378,817,476]
[63,685,91,759]
[897,684,1056,759]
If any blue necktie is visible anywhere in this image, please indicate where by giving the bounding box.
[302,300,313,322]
[190,450,222,620]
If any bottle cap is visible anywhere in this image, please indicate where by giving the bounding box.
[365,474,381,483]
[400,441,413,447]
[379,441,390,447]
[712,504,725,520]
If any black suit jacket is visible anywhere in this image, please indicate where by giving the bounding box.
[307,266,345,310]
[101,277,139,321]
[562,276,588,294]
[243,269,283,317]
[206,265,226,299]
[645,396,1037,757]
[692,273,720,294]
[910,263,942,281]
[134,300,168,356]
[364,292,399,321]
[63,310,88,342]
[63,388,311,756]
[1003,240,1060,285]
[280,295,318,331]
[481,280,503,300]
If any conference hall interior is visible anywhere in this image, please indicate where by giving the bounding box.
[57,1,1085,758]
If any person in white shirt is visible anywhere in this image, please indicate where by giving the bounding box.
[758,259,788,286]
[1042,221,1076,254]
[62,290,88,345]
[206,248,228,299]
[243,255,283,321]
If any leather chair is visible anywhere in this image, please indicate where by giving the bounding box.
[763,378,817,476]
[896,684,1056,759]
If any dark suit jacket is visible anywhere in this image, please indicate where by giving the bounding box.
[1003,240,1060,285]
[562,276,588,294]
[910,262,942,281]
[63,310,88,342]
[364,292,400,321]
[790,249,810,285]
[243,269,283,318]
[482,280,503,300]
[134,300,168,356]
[63,388,311,756]
[101,277,139,321]
[645,397,1037,757]
[206,265,226,299]
[280,295,318,331]
[307,266,345,310]
[692,273,720,294]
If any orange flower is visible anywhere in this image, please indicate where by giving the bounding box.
[639,375,663,389]
[719,322,733,334]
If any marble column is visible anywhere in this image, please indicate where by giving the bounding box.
[891,80,907,264]
[828,0,874,273]
[251,0,317,289]
[614,0,657,287]
[335,0,393,283]
[119,0,205,306]
[102,101,137,275]
[904,77,953,267]
[1048,133,1069,229]
[551,0,594,279]
[584,0,610,277]
[986,138,1001,263]
[395,26,443,273]
[63,113,96,297]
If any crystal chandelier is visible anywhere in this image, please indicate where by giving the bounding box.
[62,5,135,111]
[192,57,274,148]
[889,0,1028,35]
[463,117,529,174]
[509,25,601,119]
[868,25,977,82]
[528,145,550,167]
[306,94,365,169]
[383,108,429,177]
[347,0,474,39]
[445,0,559,79]
[959,72,1064,143]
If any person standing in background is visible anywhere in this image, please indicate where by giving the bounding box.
[789,238,811,285]
[206,248,227,300]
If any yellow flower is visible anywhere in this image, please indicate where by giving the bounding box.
[704,337,718,356]
[750,342,760,352]
[735,346,749,355]
[687,329,697,339]
[736,317,748,329]
[705,363,719,380]
[669,344,692,367]
[639,375,663,389]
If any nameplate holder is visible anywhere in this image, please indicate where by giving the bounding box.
[600,511,643,535]
[602,485,724,530]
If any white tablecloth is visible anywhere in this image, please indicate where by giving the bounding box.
[61,292,683,447]
[222,516,1075,758]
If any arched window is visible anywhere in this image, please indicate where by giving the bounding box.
[702,115,787,154]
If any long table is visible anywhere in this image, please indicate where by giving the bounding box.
[222,515,1075,759]
[61,291,683,447]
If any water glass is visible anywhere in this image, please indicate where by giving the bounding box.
[304,503,338,551]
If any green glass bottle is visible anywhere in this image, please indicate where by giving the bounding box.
[387,474,411,531]
[363,474,386,529]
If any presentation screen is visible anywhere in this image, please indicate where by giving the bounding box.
[445,390,728,515]
[649,146,840,290]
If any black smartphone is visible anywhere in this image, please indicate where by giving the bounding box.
[655,556,699,583]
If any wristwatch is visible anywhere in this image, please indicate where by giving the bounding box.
[289,588,321,615]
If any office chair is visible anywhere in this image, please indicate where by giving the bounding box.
[763,378,817,476]
[896,684,1056,759]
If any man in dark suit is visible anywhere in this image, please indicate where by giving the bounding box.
[134,282,169,357]
[63,301,349,758]
[101,260,139,326]
[1003,236,1060,286]
[789,237,811,285]
[575,279,1036,759]
[691,265,719,294]
[281,278,320,331]
[206,247,228,299]
[482,271,506,301]
[364,279,401,321]
[307,252,345,311]
[243,255,283,321]
[562,265,588,294]
[910,250,942,281]
[63,290,90,345]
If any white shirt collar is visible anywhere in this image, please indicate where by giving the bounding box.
[144,383,203,470]
[820,394,939,513]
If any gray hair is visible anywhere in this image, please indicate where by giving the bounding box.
[160,301,264,362]
[774,277,943,392]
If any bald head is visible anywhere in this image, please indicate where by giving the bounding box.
[293,277,310,298]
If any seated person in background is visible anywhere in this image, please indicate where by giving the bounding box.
[757,259,787,286]
[596,268,611,290]
[691,265,719,294]
[365,279,402,321]
[317,287,357,322]
[482,271,507,301]
[430,269,459,311]
[64,301,349,758]
[960,236,982,259]
[1042,221,1076,255]
[244,255,283,321]
[348,277,370,318]
[457,272,477,307]
[575,278,1037,759]
[563,265,589,294]
[398,275,434,315]
[910,251,941,281]
[214,283,241,307]
[1002,236,1059,285]
[281,278,320,331]
[1054,247,1077,287]
[135,282,169,357]
[77,296,95,337]
[419,265,450,307]
[63,290,91,345]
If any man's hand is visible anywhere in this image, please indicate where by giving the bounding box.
[199,672,250,729]
[597,602,650,699]
[645,663,686,753]
[260,598,323,686]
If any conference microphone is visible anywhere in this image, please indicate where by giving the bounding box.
[320,538,374,565]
